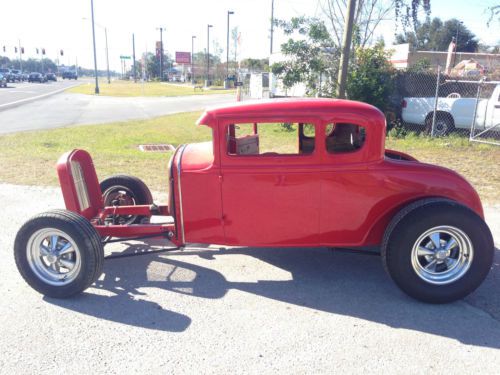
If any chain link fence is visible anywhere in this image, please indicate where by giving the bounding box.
[239,70,500,146]
[396,68,500,145]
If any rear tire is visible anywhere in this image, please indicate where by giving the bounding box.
[100,174,153,225]
[382,199,494,303]
[14,210,104,298]
[425,112,455,136]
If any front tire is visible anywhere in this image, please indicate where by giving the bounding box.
[14,210,104,298]
[382,199,494,303]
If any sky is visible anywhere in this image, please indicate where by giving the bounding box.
[0,0,498,72]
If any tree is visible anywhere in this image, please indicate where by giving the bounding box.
[395,17,478,52]
[321,0,395,48]
[346,43,394,112]
[240,58,269,72]
[144,52,173,79]
[271,17,339,97]
[487,5,500,26]
[394,0,431,31]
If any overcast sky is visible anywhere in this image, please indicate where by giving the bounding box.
[0,0,498,72]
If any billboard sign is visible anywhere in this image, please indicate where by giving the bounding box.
[176,51,191,64]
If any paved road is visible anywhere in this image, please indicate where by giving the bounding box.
[0,183,499,374]
[0,91,235,134]
[0,80,80,109]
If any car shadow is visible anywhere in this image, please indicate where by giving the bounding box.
[46,241,500,347]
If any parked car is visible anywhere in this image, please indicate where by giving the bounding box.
[62,71,77,80]
[28,72,47,83]
[21,72,29,81]
[402,83,500,136]
[0,73,7,87]
[46,73,57,81]
[0,68,12,82]
[13,99,494,303]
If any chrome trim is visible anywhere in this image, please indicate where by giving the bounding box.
[70,160,90,211]
[176,144,187,244]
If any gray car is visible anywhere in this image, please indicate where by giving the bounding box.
[0,73,7,87]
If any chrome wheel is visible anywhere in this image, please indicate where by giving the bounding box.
[411,226,473,285]
[26,228,81,286]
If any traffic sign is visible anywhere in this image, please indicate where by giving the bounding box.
[120,55,131,59]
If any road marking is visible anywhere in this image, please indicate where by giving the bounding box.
[0,83,80,109]
[9,90,37,94]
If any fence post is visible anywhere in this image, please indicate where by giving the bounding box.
[430,65,441,138]
[469,77,483,142]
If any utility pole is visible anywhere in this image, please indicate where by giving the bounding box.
[226,10,234,86]
[191,35,196,84]
[270,0,274,54]
[206,24,213,86]
[105,27,110,84]
[453,21,463,67]
[336,0,356,99]
[157,27,164,80]
[90,0,99,94]
[132,33,136,82]
[18,40,22,72]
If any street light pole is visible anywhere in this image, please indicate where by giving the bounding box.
[90,0,99,94]
[157,27,164,80]
[82,17,109,85]
[206,24,213,87]
[226,11,234,83]
[191,35,196,84]
[105,27,110,84]
[270,0,274,54]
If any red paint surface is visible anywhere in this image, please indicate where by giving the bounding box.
[57,99,484,247]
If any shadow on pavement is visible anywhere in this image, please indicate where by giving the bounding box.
[47,241,500,347]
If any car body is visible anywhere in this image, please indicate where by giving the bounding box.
[402,84,500,135]
[62,71,77,80]
[0,68,12,82]
[10,69,22,82]
[14,99,494,303]
[28,72,47,83]
[0,73,7,87]
[45,73,57,81]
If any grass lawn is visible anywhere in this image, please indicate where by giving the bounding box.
[0,112,498,203]
[67,80,236,97]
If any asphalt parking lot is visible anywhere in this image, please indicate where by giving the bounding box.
[0,183,499,374]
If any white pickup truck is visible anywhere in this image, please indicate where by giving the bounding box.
[401,83,500,135]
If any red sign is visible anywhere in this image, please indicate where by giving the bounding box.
[175,51,191,64]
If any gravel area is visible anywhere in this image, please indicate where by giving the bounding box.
[0,183,499,374]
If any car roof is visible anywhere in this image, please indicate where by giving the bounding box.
[197,98,385,126]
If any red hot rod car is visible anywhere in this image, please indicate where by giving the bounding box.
[14,98,494,303]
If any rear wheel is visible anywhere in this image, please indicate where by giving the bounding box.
[382,199,494,303]
[14,210,104,298]
[425,112,454,136]
[100,174,153,225]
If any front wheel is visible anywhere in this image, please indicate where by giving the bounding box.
[14,210,104,298]
[382,199,494,303]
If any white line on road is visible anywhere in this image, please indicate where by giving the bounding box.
[0,83,80,109]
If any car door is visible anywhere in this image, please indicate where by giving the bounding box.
[219,120,321,247]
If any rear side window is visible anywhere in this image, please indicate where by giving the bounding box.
[325,123,366,154]
[227,122,315,156]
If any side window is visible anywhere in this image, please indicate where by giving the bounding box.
[325,123,366,154]
[227,122,315,156]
